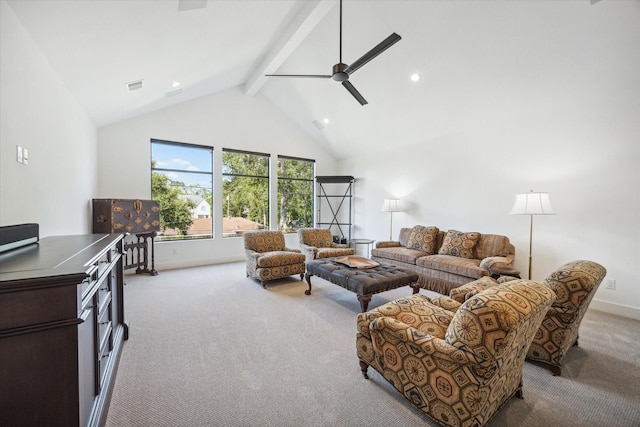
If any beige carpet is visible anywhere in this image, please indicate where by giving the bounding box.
[105,262,640,426]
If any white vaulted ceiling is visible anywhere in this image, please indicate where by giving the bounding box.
[5,0,638,159]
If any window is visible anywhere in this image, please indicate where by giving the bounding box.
[222,149,269,237]
[277,156,315,233]
[151,139,213,241]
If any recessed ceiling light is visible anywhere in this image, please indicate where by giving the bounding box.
[410,73,420,82]
[172,81,181,88]
[323,118,330,124]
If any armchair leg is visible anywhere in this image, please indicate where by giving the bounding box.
[261,281,267,289]
[304,272,313,295]
[410,283,420,294]
[359,360,370,379]
[515,387,523,399]
[550,365,562,376]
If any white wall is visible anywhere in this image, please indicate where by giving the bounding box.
[0,1,97,236]
[339,20,640,320]
[97,86,339,269]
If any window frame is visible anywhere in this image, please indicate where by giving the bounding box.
[277,155,316,233]
[221,148,271,238]
[151,138,214,241]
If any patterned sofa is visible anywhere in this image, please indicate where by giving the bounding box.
[243,230,306,288]
[357,280,556,427]
[297,228,355,262]
[448,260,607,375]
[371,226,515,295]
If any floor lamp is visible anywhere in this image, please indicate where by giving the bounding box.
[509,191,556,280]
[382,199,402,240]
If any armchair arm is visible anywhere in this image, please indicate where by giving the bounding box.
[449,276,499,303]
[479,254,515,270]
[427,295,462,313]
[375,240,401,249]
[284,247,302,253]
[244,249,261,272]
[298,243,318,261]
[370,317,479,365]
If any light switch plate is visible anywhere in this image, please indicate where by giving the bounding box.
[17,145,23,163]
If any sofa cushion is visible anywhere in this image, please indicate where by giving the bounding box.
[438,230,481,259]
[416,254,485,279]
[370,247,428,265]
[406,225,439,254]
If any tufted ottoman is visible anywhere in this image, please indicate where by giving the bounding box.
[304,258,420,312]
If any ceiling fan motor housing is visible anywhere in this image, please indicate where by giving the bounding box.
[332,63,349,81]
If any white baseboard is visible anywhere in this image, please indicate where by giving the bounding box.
[153,256,245,272]
[590,298,640,321]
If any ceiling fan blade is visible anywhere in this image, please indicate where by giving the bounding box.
[265,74,332,78]
[345,32,401,75]
[342,81,368,106]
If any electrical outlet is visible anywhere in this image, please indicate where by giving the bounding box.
[17,145,23,163]
[604,278,616,290]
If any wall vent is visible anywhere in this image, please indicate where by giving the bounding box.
[126,80,144,92]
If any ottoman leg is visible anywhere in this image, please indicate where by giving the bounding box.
[410,282,420,294]
[358,294,372,312]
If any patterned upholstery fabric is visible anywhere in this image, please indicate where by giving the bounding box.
[527,260,606,375]
[449,276,500,303]
[406,226,440,254]
[448,260,607,376]
[297,228,354,261]
[372,227,515,295]
[357,280,555,427]
[438,230,481,259]
[243,230,306,288]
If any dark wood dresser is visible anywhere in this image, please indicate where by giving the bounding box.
[0,234,128,427]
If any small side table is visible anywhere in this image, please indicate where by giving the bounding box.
[350,238,375,258]
[489,266,521,280]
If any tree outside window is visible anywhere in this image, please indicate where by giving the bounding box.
[151,139,213,240]
[278,156,315,233]
[222,149,269,237]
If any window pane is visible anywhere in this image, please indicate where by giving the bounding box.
[277,157,314,232]
[222,150,269,237]
[151,140,213,241]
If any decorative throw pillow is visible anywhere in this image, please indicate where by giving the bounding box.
[438,230,481,259]
[406,226,439,254]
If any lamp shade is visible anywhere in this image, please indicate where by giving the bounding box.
[382,199,402,212]
[509,192,556,215]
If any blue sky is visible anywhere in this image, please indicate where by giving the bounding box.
[152,141,212,189]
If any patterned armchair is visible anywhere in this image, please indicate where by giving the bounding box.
[357,280,556,427]
[297,228,355,261]
[527,260,606,375]
[448,260,607,376]
[243,230,306,289]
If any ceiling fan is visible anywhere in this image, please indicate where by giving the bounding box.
[265,0,401,106]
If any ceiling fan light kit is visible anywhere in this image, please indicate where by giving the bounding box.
[266,0,401,106]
